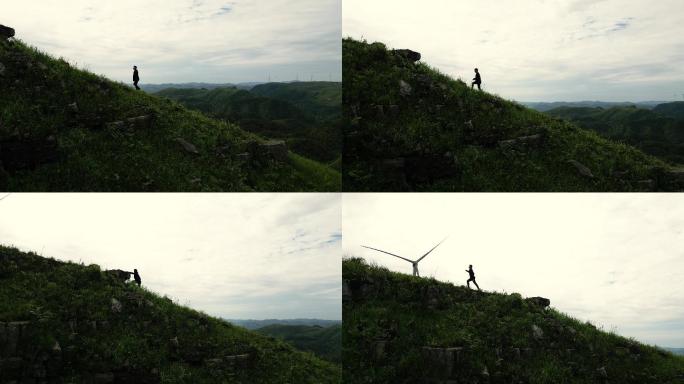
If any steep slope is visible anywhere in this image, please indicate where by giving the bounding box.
[343,39,684,191]
[155,86,342,163]
[0,245,340,383]
[256,324,342,364]
[545,106,684,164]
[0,38,339,191]
[343,258,684,383]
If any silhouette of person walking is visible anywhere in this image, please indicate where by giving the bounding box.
[133,268,141,287]
[466,265,480,290]
[471,68,482,90]
[133,66,140,90]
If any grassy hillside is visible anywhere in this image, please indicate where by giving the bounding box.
[155,86,342,164]
[342,38,684,191]
[0,245,340,383]
[256,324,342,364]
[342,258,684,383]
[546,105,684,164]
[0,38,340,191]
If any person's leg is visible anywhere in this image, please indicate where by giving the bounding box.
[467,278,471,288]
[471,82,475,89]
[477,83,481,91]
[474,280,480,290]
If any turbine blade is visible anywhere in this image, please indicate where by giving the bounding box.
[416,237,448,262]
[361,245,415,263]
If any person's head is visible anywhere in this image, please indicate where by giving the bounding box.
[469,264,472,268]
[474,68,479,72]
[133,66,137,70]
[134,268,138,273]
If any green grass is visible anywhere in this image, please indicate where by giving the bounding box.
[342,38,681,191]
[0,245,341,383]
[256,324,342,364]
[0,39,340,191]
[342,257,684,384]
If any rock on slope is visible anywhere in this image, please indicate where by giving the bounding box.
[0,32,339,191]
[342,258,684,383]
[342,38,684,191]
[0,245,340,383]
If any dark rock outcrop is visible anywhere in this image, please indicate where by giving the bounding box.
[393,49,421,63]
[525,296,550,309]
[0,25,15,40]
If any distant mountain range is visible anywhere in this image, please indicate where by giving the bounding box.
[523,101,673,112]
[227,319,342,330]
[140,82,262,93]
[665,348,684,356]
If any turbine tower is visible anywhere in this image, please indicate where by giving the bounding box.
[361,238,447,277]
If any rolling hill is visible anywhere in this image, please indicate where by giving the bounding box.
[256,324,342,364]
[342,38,684,191]
[0,245,341,383]
[0,35,340,191]
[154,85,342,164]
[545,105,684,165]
[228,319,341,330]
[342,258,684,383]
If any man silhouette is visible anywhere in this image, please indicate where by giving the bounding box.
[133,268,141,287]
[466,265,480,290]
[133,66,140,90]
[471,68,482,90]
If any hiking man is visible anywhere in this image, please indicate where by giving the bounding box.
[133,269,141,287]
[471,68,482,90]
[466,264,480,290]
[133,66,140,90]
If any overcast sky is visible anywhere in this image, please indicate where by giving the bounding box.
[3,0,341,84]
[343,194,684,348]
[0,193,341,320]
[344,0,684,102]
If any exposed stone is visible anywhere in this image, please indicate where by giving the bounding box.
[525,296,550,309]
[126,115,153,130]
[52,341,62,353]
[421,346,465,379]
[175,138,199,155]
[531,324,544,340]
[373,340,387,360]
[0,25,15,39]
[106,269,132,282]
[393,49,421,63]
[498,134,544,150]
[258,140,288,162]
[67,102,79,113]
[110,298,122,313]
[596,366,608,379]
[399,80,412,96]
[568,160,594,178]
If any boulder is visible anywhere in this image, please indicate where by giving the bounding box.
[175,138,200,155]
[531,324,544,340]
[0,25,15,39]
[498,134,544,150]
[525,296,550,309]
[258,140,288,162]
[393,49,421,63]
[105,269,132,282]
[110,298,122,313]
[568,160,594,178]
[372,340,387,360]
[126,115,152,130]
[399,80,412,96]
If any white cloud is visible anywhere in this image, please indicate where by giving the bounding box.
[342,193,684,347]
[3,0,341,83]
[0,193,341,320]
[343,0,684,101]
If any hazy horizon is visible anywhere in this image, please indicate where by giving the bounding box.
[3,0,341,84]
[343,194,684,348]
[344,0,684,103]
[0,193,342,321]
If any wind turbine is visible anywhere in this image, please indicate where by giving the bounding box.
[361,238,447,277]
